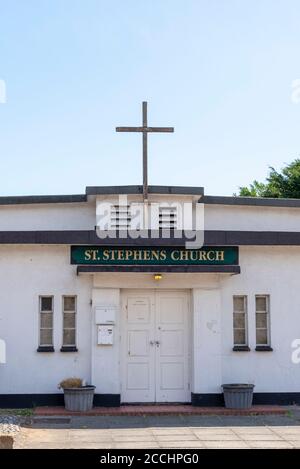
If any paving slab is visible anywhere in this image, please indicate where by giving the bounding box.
[155,434,198,441]
[68,428,113,436]
[248,440,294,449]
[114,442,160,449]
[271,426,300,433]
[112,435,157,443]
[193,427,237,435]
[232,426,275,434]
[160,440,205,448]
[69,443,114,449]
[110,430,152,437]
[238,433,284,441]
[16,409,300,449]
[204,441,250,449]
[193,433,242,441]
[277,435,300,441]
[151,427,193,435]
[22,429,71,443]
[289,442,300,448]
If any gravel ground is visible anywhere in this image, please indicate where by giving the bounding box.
[0,415,21,434]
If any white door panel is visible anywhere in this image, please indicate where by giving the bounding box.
[128,330,149,356]
[121,290,190,403]
[160,363,184,389]
[121,294,155,402]
[160,330,184,356]
[127,298,151,323]
[159,297,185,324]
[127,363,149,390]
[156,292,190,402]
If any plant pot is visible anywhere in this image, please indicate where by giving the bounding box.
[63,385,96,412]
[222,383,255,409]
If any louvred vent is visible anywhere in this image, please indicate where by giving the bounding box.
[110,204,131,230]
[159,206,177,229]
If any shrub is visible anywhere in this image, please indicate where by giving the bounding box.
[58,378,83,389]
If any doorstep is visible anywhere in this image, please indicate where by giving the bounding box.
[34,404,288,417]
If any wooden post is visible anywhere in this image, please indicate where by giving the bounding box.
[116,102,174,202]
[142,101,148,201]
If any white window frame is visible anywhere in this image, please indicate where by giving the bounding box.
[62,295,77,348]
[233,295,248,347]
[39,296,54,347]
[255,294,271,347]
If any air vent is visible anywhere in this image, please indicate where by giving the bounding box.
[110,204,131,230]
[159,206,177,229]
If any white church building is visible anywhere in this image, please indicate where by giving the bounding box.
[0,184,300,407]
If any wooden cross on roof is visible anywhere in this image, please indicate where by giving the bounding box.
[116,102,174,200]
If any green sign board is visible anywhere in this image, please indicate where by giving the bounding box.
[71,246,238,266]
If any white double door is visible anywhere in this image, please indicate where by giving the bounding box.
[121,290,191,403]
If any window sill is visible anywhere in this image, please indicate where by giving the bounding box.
[37,346,54,353]
[255,345,273,352]
[60,346,78,352]
[232,346,251,352]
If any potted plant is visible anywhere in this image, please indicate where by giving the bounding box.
[221,383,255,409]
[58,378,96,412]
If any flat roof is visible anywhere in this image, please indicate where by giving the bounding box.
[203,195,300,208]
[0,185,204,205]
[0,194,87,205]
[85,185,204,196]
[0,186,300,207]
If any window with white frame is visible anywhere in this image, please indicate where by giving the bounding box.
[255,295,270,346]
[233,295,248,347]
[62,296,77,348]
[39,296,54,348]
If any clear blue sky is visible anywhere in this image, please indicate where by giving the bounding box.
[1,0,300,196]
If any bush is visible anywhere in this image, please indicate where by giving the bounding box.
[58,378,83,389]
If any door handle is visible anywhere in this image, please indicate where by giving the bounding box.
[155,340,160,347]
[149,340,155,346]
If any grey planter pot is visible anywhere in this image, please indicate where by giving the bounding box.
[222,384,255,409]
[63,386,96,412]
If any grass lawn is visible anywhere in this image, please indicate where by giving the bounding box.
[0,408,33,417]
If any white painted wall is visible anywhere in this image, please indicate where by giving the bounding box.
[91,272,221,290]
[90,246,300,396]
[91,287,120,395]
[1,192,300,398]
[0,245,92,394]
[0,202,95,231]
[1,245,300,396]
[219,246,300,392]
[189,246,300,394]
[192,287,222,394]
[1,198,300,233]
[205,204,300,232]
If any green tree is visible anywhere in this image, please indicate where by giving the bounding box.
[238,159,300,198]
